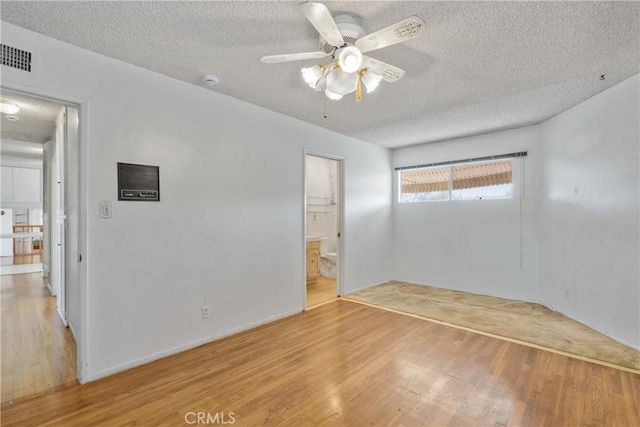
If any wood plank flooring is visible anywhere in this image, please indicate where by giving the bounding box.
[306,276,337,308]
[1,299,638,426]
[0,254,43,266]
[1,272,77,404]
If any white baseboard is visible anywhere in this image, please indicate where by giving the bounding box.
[46,279,55,296]
[86,308,303,383]
[69,323,78,342]
[342,280,390,296]
[56,305,68,327]
[543,301,639,351]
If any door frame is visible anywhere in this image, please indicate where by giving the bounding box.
[303,149,345,309]
[1,85,87,383]
[54,106,67,325]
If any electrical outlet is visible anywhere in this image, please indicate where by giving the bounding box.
[201,305,210,319]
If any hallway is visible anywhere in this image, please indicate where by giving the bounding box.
[1,272,76,404]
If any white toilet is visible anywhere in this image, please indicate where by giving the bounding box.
[320,238,337,278]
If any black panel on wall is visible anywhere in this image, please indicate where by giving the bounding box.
[117,163,160,201]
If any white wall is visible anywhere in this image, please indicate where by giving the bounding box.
[1,22,392,381]
[539,74,639,348]
[392,126,541,302]
[391,75,639,349]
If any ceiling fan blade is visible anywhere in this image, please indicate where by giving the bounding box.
[261,51,330,64]
[355,16,425,53]
[299,1,345,48]
[362,56,405,82]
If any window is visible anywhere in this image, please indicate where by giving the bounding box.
[399,159,514,203]
[399,165,450,202]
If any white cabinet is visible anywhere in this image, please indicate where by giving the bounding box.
[0,208,13,256]
[12,168,41,203]
[0,166,41,205]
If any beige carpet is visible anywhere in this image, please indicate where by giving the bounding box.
[344,281,640,373]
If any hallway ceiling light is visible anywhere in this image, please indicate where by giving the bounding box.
[0,100,20,115]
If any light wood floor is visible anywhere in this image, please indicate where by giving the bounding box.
[306,276,337,308]
[0,254,43,266]
[2,299,638,426]
[1,272,77,404]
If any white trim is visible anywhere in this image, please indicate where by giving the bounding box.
[337,157,345,297]
[86,308,302,382]
[46,278,55,296]
[77,101,89,384]
[303,150,345,308]
[343,280,389,295]
[543,302,640,351]
[56,305,68,327]
[69,323,78,342]
[304,150,345,162]
[302,151,307,310]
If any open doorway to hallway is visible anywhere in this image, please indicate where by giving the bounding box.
[0,89,80,403]
[305,154,341,308]
[1,273,77,403]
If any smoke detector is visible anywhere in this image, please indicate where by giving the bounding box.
[202,74,219,86]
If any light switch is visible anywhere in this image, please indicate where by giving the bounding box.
[100,201,113,218]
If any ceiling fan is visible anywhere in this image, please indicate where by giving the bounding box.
[261,2,425,102]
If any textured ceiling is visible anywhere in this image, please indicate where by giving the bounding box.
[0,90,61,144]
[1,1,638,148]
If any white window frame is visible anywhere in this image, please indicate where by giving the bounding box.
[396,152,527,204]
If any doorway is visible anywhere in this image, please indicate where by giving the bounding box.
[0,89,80,402]
[305,153,342,308]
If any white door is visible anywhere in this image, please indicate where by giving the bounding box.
[55,107,67,324]
[64,106,80,332]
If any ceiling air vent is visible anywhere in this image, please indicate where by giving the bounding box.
[1,44,32,72]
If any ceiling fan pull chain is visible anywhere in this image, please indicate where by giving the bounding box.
[323,93,328,119]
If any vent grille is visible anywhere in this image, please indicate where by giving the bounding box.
[343,36,357,45]
[1,44,32,72]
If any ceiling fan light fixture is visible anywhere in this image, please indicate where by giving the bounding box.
[0,100,19,115]
[325,89,343,101]
[361,70,383,93]
[337,46,363,74]
[301,65,324,89]
[325,67,358,96]
[263,3,426,104]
